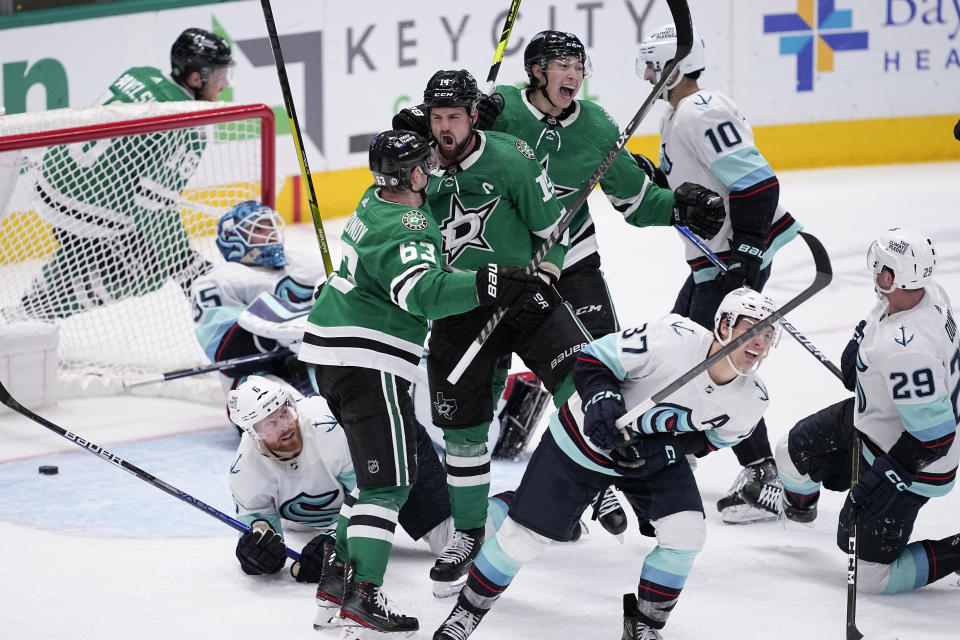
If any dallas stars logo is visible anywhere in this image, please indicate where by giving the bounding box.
[541,155,576,200]
[439,194,499,263]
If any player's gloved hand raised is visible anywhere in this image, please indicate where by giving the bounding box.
[582,388,627,450]
[631,153,669,189]
[476,264,539,308]
[503,270,563,333]
[392,104,430,137]
[290,532,335,582]
[840,320,867,391]
[715,236,764,295]
[671,182,725,240]
[848,454,913,518]
[236,520,287,575]
[476,93,504,129]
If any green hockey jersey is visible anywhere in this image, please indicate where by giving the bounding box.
[490,85,675,268]
[300,186,479,383]
[426,130,568,274]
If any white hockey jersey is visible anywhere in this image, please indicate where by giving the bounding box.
[191,248,324,362]
[656,90,800,282]
[549,314,769,475]
[229,394,356,535]
[854,282,959,498]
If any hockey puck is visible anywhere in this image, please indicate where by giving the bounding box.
[38,465,59,475]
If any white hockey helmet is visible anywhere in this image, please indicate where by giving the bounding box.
[636,23,706,99]
[866,228,936,294]
[227,375,295,441]
[714,287,781,373]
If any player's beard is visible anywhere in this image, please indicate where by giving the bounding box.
[435,129,475,167]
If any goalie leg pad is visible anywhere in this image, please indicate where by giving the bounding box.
[492,374,550,460]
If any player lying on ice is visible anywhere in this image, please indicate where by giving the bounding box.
[433,287,780,640]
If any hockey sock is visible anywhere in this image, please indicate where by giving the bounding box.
[346,486,410,585]
[334,491,354,563]
[636,546,698,629]
[443,424,491,530]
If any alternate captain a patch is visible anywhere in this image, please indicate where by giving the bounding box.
[516,139,536,160]
[401,209,428,231]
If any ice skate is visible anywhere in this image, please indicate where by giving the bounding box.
[430,527,484,598]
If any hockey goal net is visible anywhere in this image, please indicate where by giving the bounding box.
[0,102,275,397]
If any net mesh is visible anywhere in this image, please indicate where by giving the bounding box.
[0,102,274,389]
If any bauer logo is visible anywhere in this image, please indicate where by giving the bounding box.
[763,1,869,92]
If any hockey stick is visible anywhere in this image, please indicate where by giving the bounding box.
[260,0,334,277]
[483,0,522,94]
[446,0,693,384]
[847,430,864,640]
[614,230,831,432]
[122,350,288,390]
[0,380,302,562]
[676,225,843,379]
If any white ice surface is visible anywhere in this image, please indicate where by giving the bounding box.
[2,162,959,639]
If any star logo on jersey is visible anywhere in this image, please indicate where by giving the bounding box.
[401,209,428,231]
[516,139,537,160]
[438,194,499,263]
[894,325,914,348]
[540,155,576,200]
[434,392,458,420]
[754,380,769,401]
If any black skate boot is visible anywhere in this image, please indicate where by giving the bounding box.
[430,527,484,598]
[338,578,419,636]
[740,480,819,524]
[313,542,347,629]
[594,486,628,538]
[433,599,488,640]
[717,458,781,524]
[622,593,665,640]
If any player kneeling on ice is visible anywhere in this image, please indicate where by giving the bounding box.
[741,228,960,595]
[433,287,780,640]
[226,377,485,609]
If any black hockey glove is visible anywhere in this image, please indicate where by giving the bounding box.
[631,153,669,189]
[715,236,764,295]
[476,264,539,308]
[840,320,866,391]
[392,104,430,137]
[503,272,563,334]
[582,388,627,450]
[954,117,960,141]
[671,182,725,240]
[236,520,287,575]
[611,431,682,473]
[477,93,505,130]
[848,454,913,519]
[290,532,335,583]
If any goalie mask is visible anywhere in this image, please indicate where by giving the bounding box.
[713,287,780,374]
[369,129,438,189]
[866,227,936,295]
[227,376,302,458]
[636,23,706,100]
[217,201,287,267]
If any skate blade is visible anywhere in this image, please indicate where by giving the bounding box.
[432,575,467,599]
[313,606,342,630]
[336,625,416,639]
[720,504,779,525]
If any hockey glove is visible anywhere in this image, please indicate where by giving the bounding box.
[715,236,765,295]
[503,272,563,334]
[840,320,867,392]
[477,93,505,130]
[582,388,627,450]
[631,153,669,189]
[475,264,539,308]
[236,520,287,575]
[848,454,913,519]
[671,182,725,240]
[611,432,681,473]
[392,104,430,137]
[290,532,335,583]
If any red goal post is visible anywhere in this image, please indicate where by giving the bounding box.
[0,102,276,397]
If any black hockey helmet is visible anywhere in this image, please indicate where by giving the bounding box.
[422,69,480,115]
[171,28,233,84]
[369,129,436,189]
[523,31,590,84]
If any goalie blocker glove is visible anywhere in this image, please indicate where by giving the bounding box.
[671,182,725,240]
[236,520,287,575]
